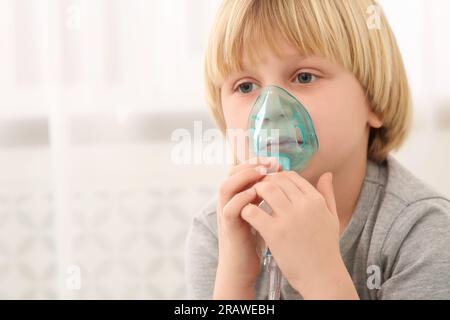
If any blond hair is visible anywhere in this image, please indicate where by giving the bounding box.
[204,0,412,163]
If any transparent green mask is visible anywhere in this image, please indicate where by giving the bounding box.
[248,86,319,171]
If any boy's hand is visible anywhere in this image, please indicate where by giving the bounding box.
[213,157,279,299]
[241,171,359,299]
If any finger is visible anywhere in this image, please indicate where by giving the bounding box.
[228,157,278,176]
[278,171,317,195]
[253,181,291,215]
[222,187,258,226]
[241,203,273,239]
[261,174,303,203]
[316,172,338,216]
[219,166,267,205]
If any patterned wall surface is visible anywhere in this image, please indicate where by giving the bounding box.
[0,143,226,299]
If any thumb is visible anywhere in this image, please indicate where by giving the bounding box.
[316,172,338,216]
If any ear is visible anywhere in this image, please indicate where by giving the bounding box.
[368,111,383,129]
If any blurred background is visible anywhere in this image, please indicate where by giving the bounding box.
[0,0,448,299]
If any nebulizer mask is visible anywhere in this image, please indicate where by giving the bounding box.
[247,85,319,299]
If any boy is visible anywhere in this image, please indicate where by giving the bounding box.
[185,0,450,299]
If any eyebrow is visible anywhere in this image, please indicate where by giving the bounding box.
[229,55,316,81]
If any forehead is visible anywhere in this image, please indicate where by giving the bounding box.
[240,40,305,72]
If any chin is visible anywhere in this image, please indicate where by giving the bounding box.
[297,164,315,183]
[296,156,323,185]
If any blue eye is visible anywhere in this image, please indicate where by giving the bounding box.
[296,72,317,84]
[237,82,257,94]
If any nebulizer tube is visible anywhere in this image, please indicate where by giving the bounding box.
[247,85,319,300]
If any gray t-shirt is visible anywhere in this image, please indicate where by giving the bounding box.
[184,155,450,299]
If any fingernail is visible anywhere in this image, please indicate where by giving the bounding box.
[269,157,278,166]
[259,158,271,166]
[255,166,267,175]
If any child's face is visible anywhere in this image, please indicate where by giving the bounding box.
[220,41,382,182]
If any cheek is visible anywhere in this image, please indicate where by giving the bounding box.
[221,94,254,130]
[299,77,370,156]
[221,93,256,162]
